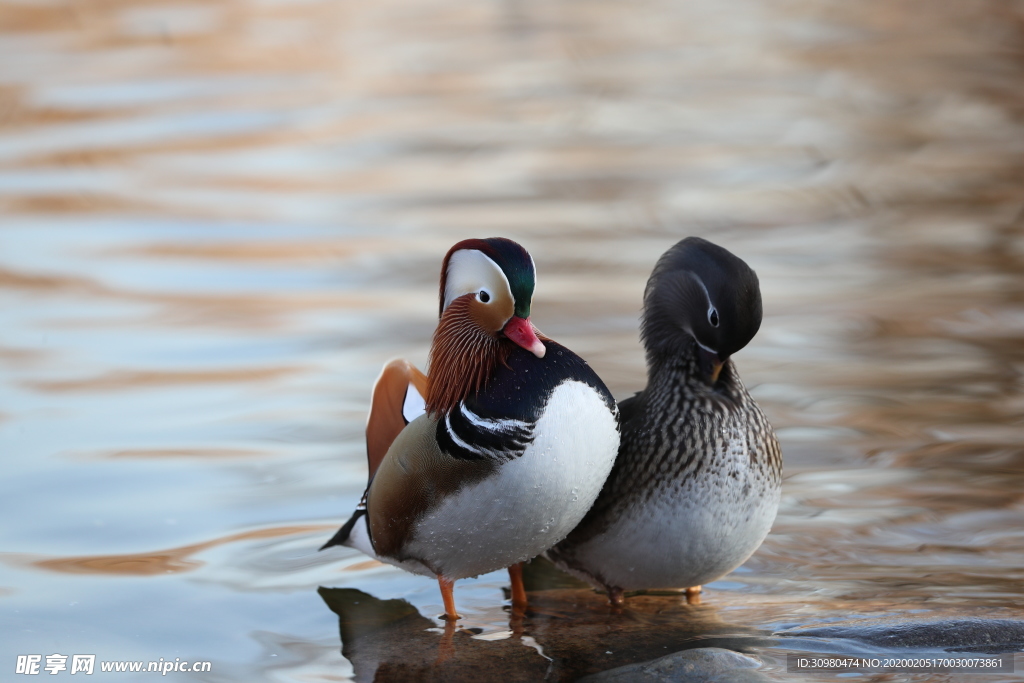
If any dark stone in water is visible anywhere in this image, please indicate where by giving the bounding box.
[777,617,1024,654]
[577,647,767,682]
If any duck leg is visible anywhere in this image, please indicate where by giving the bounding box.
[508,563,528,612]
[438,576,461,621]
[686,585,702,605]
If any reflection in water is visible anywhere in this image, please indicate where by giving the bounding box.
[22,525,328,576]
[27,366,301,393]
[319,579,775,682]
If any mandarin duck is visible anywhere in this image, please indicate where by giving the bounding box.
[322,238,620,620]
[547,237,782,605]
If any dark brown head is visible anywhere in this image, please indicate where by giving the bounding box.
[641,237,762,384]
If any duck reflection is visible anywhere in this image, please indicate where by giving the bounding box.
[319,559,774,682]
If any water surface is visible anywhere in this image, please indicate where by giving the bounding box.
[3,0,1024,680]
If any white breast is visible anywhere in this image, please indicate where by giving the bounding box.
[404,380,619,580]
[560,428,780,591]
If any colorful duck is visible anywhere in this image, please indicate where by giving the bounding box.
[322,237,620,619]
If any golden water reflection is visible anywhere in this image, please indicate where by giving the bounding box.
[24,525,330,576]
[3,0,1024,679]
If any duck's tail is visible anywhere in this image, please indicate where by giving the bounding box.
[320,499,378,561]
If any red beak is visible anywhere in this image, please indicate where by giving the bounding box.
[503,316,546,358]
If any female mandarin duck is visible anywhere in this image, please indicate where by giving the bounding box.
[322,237,620,620]
[548,237,782,605]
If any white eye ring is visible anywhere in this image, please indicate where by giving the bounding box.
[708,306,719,327]
[477,289,492,303]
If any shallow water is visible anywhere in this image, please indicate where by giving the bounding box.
[3,0,1024,680]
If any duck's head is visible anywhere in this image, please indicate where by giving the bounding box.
[438,237,545,358]
[427,238,545,415]
[641,237,762,385]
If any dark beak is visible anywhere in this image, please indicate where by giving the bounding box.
[697,346,724,385]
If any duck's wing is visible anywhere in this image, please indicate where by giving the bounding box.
[366,414,497,561]
[320,359,427,554]
[365,359,428,481]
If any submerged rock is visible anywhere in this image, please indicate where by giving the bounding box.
[577,647,766,682]
[777,617,1024,654]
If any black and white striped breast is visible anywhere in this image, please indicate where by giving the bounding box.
[436,401,535,461]
[433,340,616,463]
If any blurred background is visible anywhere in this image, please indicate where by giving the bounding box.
[2,0,1024,680]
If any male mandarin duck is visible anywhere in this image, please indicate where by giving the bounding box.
[548,237,782,605]
[322,237,620,620]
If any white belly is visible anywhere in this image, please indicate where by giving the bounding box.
[562,433,780,590]
[404,380,619,580]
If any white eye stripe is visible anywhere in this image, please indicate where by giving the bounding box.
[443,250,512,313]
[689,272,718,326]
[695,339,718,355]
[690,272,712,306]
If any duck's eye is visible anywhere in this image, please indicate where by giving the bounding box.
[708,308,719,327]
[478,290,491,303]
